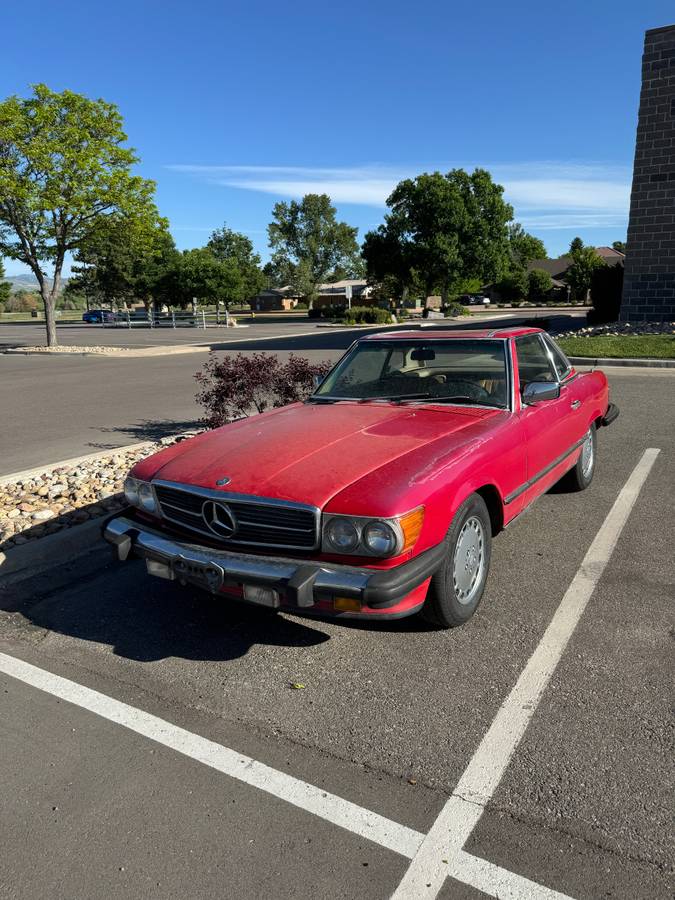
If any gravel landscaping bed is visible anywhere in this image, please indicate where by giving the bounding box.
[0,434,200,550]
[6,345,129,354]
[552,320,674,339]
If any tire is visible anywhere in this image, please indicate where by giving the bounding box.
[421,493,492,629]
[558,425,596,492]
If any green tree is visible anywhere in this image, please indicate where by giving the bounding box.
[0,84,155,345]
[207,224,265,299]
[507,223,547,269]
[267,194,361,306]
[494,269,528,303]
[161,248,245,309]
[362,224,413,301]
[564,245,605,301]
[527,268,553,302]
[612,240,626,254]
[569,236,584,254]
[363,169,513,303]
[0,259,10,307]
[68,206,178,311]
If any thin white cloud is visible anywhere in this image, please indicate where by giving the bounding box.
[167,162,631,229]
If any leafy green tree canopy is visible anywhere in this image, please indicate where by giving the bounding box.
[507,223,547,270]
[207,224,265,298]
[612,240,626,254]
[564,245,605,301]
[527,268,553,302]
[569,236,584,254]
[68,205,178,311]
[364,169,513,302]
[0,83,155,345]
[267,194,362,304]
[161,248,245,309]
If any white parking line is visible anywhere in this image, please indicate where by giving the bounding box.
[391,447,661,898]
[0,650,423,859]
[0,448,659,900]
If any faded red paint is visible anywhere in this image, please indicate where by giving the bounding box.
[130,328,610,617]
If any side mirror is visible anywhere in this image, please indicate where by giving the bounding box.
[312,374,325,390]
[522,381,560,404]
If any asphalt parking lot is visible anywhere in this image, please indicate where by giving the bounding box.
[0,368,672,899]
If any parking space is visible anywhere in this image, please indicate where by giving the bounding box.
[0,368,672,899]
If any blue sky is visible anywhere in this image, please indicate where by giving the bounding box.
[3,0,674,275]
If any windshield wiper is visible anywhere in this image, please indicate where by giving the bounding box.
[402,395,504,408]
[306,396,339,404]
[357,393,432,404]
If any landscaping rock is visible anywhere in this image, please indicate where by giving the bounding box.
[32,509,55,521]
[0,431,204,549]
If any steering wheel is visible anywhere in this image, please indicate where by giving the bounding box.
[438,378,493,402]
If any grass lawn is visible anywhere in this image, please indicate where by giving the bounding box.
[558,333,675,360]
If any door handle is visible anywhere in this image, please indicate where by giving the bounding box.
[571,400,581,410]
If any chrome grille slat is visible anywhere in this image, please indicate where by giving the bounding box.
[153,482,319,550]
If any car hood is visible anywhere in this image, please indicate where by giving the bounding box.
[142,401,500,510]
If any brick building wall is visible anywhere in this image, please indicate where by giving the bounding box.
[621,24,675,322]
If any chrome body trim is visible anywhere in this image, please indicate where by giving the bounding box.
[152,480,321,551]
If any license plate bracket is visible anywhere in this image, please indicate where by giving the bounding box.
[172,557,224,593]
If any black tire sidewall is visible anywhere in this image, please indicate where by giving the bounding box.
[577,424,597,488]
[423,493,492,628]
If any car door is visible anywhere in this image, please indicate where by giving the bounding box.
[541,333,588,443]
[514,334,574,501]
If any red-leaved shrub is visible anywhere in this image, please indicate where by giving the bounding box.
[195,352,332,428]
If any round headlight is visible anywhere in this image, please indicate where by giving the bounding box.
[363,520,398,556]
[325,518,360,553]
[124,477,139,506]
[137,481,157,513]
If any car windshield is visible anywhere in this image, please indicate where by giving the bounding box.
[313,339,509,408]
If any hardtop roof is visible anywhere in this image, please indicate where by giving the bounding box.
[360,326,543,341]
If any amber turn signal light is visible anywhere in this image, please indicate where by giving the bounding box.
[399,506,425,551]
[333,596,362,613]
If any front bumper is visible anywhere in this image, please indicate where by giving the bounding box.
[103,511,445,615]
[600,402,619,427]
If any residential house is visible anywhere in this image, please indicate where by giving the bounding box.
[482,247,625,302]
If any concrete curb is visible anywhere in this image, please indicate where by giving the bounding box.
[568,355,675,369]
[0,515,106,586]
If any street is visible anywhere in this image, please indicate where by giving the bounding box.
[0,365,672,899]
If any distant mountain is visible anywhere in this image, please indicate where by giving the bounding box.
[2,274,69,293]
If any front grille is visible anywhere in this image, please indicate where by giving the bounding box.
[153,483,319,550]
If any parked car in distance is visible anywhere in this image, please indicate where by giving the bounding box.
[458,293,490,306]
[104,327,618,628]
[82,309,115,324]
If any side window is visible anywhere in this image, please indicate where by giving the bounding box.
[515,335,558,386]
[542,334,572,380]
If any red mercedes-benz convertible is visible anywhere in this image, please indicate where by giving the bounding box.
[104,327,618,628]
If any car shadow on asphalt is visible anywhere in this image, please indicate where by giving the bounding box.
[2,552,333,663]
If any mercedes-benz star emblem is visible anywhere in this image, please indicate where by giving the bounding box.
[202,500,238,539]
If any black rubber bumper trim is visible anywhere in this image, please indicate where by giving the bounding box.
[600,402,619,427]
[362,542,447,607]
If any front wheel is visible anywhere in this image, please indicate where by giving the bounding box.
[559,425,596,492]
[421,493,492,629]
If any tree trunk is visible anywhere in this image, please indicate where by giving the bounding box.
[40,289,58,347]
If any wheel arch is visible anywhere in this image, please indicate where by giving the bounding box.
[474,484,505,536]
